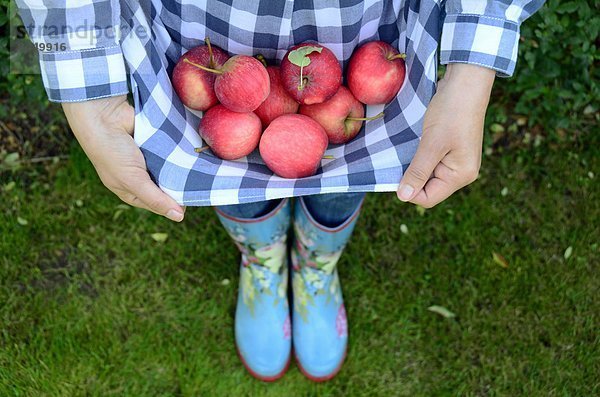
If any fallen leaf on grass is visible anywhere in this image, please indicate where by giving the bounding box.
[427,305,456,318]
[516,116,528,126]
[490,123,505,133]
[113,204,131,220]
[492,252,509,268]
[564,246,573,260]
[151,233,168,243]
[4,152,19,164]
[3,181,16,191]
[583,104,596,115]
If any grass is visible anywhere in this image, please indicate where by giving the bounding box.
[0,128,598,396]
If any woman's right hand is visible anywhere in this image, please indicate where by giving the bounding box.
[62,95,185,222]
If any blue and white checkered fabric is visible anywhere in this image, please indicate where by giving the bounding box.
[17,0,545,206]
[16,0,129,101]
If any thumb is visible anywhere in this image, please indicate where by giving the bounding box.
[131,174,185,222]
[115,100,135,136]
[397,136,446,202]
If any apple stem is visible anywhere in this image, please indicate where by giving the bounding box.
[388,53,407,61]
[298,64,306,90]
[184,58,223,74]
[322,155,335,160]
[194,146,210,153]
[346,111,385,122]
[205,37,214,67]
[255,54,268,68]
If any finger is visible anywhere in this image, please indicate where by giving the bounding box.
[409,161,472,208]
[397,136,447,202]
[409,177,455,208]
[113,100,135,136]
[129,176,185,222]
[121,103,135,136]
[125,196,152,212]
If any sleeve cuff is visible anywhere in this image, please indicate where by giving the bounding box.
[440,14,520,78]
[38,45,130,102]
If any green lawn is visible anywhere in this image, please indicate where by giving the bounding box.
[1,129,598,396]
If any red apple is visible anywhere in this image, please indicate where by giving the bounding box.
[184,54,270,113]
[199,105,262,160]
[347,41,406,105]
[172,40,229,111]
[215,55,270,112]
[280,43,342,105]
[254,66,299,128]
[259,114,328,178]
[299,86,367,144]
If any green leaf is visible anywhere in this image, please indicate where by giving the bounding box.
[287,46,323,68]
[490,123,505,133]
[4,152,19,164]
[17,217,28,226]
[113,210,124,221]
[556,1,579,13]
[427,305,456,319]
[492,252,509,268]
[151,233,168,243]
[564,246,573,260]
[3,181,16,191]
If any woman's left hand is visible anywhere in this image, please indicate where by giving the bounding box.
[396,63,496,208]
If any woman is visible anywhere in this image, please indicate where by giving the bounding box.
[17,0,544,382]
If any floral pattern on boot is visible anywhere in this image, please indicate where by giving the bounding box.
[224,222,289,316]
[291,220,344,323]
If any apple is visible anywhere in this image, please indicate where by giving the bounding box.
[254,65,300,128]
[280,43,342,105]
[215,55,270,112]
[300,86,382,144]
[199,104,262,160]
[172,39,229,111]
[184,54,270,113]
[347,41,406,105]
[259,114,328,178]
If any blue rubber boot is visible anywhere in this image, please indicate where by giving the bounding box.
[215,199,292,381]
[291,197,363,381]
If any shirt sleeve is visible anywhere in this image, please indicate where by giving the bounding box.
[440,0,546,77]
[15,0,129,102]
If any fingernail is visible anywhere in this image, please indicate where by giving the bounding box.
[166,209,184,222]
[398,184,414,201]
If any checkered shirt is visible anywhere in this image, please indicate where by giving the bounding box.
[16,0,545,206]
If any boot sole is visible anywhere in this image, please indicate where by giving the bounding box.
[294,347,347,382]
[236,346,291,382]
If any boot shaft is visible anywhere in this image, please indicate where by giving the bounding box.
[291,197,363,274]
[215,199,291,272]
[290,196,363,380]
